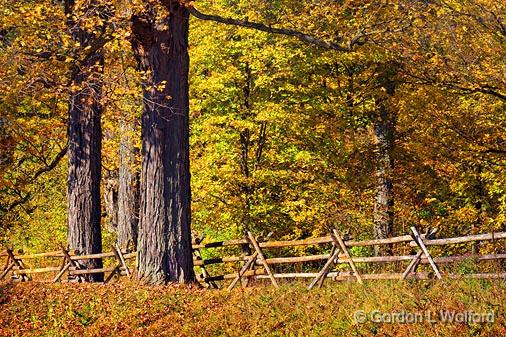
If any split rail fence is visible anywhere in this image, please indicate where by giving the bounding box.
[1,226,506,289]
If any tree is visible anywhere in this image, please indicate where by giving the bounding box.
[100,33,142,250]
[117,115,139,249]
[130,0,195,284]
[0,1,69,236]
[189,1,413,249]
[371,62,400,254]
[65,0,109,281]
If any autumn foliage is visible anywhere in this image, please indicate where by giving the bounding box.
[0,0,504,275]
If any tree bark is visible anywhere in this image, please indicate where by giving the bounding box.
[131,1,195,284]
[66,0,104,282]
[0,117,13,168]
[372,103,395,256]
[117,118,139,249]
[372,62,398,256]
[103,170,118,231]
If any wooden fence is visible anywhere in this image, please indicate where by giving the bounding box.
[1,226,506,289]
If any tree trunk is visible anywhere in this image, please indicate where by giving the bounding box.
[117,118,139,250]
[372,103,395,256]
[0,117,13,168]
[66,0,104,282]
[372,62,398,256]
[131,1,195,284]
[103,170,118,231]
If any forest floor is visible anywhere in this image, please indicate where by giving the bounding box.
[0,279,505,337]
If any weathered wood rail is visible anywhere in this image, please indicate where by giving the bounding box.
[1,227,505,289]
[0,245,135,283]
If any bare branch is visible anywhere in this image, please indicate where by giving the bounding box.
[33,146,68,180]
[0,146,68,214]
[188,6,350,52]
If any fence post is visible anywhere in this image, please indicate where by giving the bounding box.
[308,240,341,290]
[332,229,363,284]
[247,231,278,288]
[317,244,337,288]
[104,246,128,283]
[62,246,85,282]
[227,251,258,290]
[7,248,30,282]
[401,251,423,280]
[115,244,130,277]
[52,247,72,283]
[0,247,14,280]
[192,234,219,289]
[410,226,442,279]
[401,228,437,280]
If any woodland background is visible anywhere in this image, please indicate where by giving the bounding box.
[0,0,505,257]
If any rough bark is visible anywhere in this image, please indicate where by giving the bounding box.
[103,170,118,231]
[237,63,252,256]
[372,103,396,256]
[0,118,13,168]
[66,0,104,282]
[131,1,195,284]
[372,62,398,256]
[117,118,139,250]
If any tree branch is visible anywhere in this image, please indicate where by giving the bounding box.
[188,6,350,52]
[0,146,68,214]
[33,146,68,180]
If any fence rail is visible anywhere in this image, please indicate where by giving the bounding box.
[1,226,506,289]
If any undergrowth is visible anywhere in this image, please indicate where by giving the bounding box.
[0,279,504,336]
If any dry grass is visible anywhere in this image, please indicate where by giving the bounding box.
[0,279,505,336]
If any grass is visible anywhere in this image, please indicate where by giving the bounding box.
[0,279,505,336]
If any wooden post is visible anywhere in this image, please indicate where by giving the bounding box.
[244,232,272,288]
[401,228,437,280]
[52,248,71,283]
[227,251,259,290]
[104,246,128,284]
[114,245,130,277]
[332,229,363,284]
[7,248,30,282]
[104,267,120,283]
[1,249,9,270]
[60,246,84,282]
[193,248,219,289]
[247,231,278,288]
[53,262,72,283]
[307,245,341,290]
[1,247,12,280]
[192,233,210,287]
[401,250,423,280]
[242,261,257,288]
[0,259,14,280]
[410,226,442,279]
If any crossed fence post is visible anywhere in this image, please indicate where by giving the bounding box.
[2,247,30,282]
[402,226,442,280]
[104,245,131,283]
[192,234,219,289]
[0,247,15,281]
[53,246,85,283]
[308,228,362,290]
[228,231,278,290]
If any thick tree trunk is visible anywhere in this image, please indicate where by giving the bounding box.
[131,1,195,284]
[66,0,104,282]
[117,118,139,249]
[66,55,104,281]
